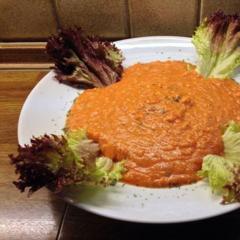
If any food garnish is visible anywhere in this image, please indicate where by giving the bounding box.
[10,129,125,195]
[46,28,124,88]
[10,11,240,208]
[199,121,240,203]
[192,11,240,79]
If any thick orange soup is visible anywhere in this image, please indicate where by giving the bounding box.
[66,61,240,187]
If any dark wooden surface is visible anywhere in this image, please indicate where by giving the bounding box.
[60,205,240,240]
[0,71,66,240]
[0,70,240,240]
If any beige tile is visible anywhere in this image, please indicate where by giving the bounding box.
[129,0,199,37]
[201,0,240,20]
[55,0,129,39]
[0,0,57,41]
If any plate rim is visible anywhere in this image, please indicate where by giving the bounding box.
[57,184,239,224]
[18,36,240,223]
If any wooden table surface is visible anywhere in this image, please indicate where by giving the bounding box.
[0,70,240,240]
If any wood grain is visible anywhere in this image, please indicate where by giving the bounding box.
[0,43,52,65]
[0,71,65,240]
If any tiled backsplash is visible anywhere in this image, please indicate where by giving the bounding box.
[129,0,199,37]
[0,0,57,41]
[0,0,239,41]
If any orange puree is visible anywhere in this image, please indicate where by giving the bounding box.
[66,61,240,187]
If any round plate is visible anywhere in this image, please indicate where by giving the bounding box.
[18,37,240,223]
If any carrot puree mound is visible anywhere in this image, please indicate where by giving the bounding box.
[66,61,240,187]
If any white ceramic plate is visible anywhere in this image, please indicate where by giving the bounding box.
[18,37,240,223]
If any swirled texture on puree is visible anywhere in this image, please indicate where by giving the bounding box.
[66,61,240,187]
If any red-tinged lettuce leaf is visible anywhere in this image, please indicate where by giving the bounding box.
[192,11,240,78]
[9,134,84,195]
[10,129,125,196]
[46,28,124,88]
[224,169,240,203]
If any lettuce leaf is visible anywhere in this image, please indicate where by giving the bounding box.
[46,28,124,88]
[89,157,125,185]
[10,129,125,195]
[199,121,240,203]
[223,121,240,162]
[192,11,240,79]
[199,155,233,194]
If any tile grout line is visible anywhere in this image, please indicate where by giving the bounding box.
[124,0,132,38]
[196,0,202,25]
[51,0,61,30]
[56,203,69,240]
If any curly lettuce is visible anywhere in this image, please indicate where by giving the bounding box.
[46,28,124,88]
[192,11,240,79]
[199,121,240,203]
[10,129,125,195]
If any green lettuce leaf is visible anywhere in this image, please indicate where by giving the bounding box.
[192,11,240,79]
[199,121,240,203]
[223,121,240,163]
[199,155,233,194]
[89,157,125,185]
[10,129,125,195]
